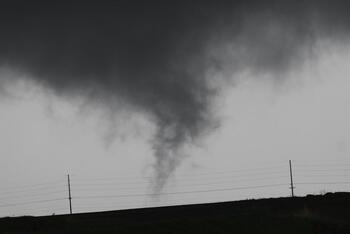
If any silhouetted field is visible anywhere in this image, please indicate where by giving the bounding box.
[1,192,350,234]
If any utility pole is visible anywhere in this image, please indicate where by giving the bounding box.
[67,174,73,214]
[289,160,295,197]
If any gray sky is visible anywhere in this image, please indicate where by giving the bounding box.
[0,40,349,216]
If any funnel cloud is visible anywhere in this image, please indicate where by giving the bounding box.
[0,1,350,191]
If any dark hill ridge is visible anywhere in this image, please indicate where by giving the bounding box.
[1,192,350,234]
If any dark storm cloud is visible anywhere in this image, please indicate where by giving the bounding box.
[0,0,350,191]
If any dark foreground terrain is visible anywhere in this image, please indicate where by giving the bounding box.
[1,192,350,234]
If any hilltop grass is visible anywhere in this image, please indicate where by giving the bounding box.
[1,192,350,234]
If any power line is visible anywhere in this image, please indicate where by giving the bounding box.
[294,168,350,172]
[0,198,66,208]
[71,174,289,188]
[0,189,67,201]
[0,185,66,196]
[0,179,65,191]
[293,163,350,167]
[294,174,350,178]
[8,205,68,215]
[2,160,350,217]
[71,171,288,188]
[295,182,350,185]
[76,183,288,200]
[71,165,287,182]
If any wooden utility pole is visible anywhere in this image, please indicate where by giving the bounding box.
[289,160,295,197]
[67,174,73,214]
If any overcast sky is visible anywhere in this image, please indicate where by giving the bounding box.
[0,1,349,216]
